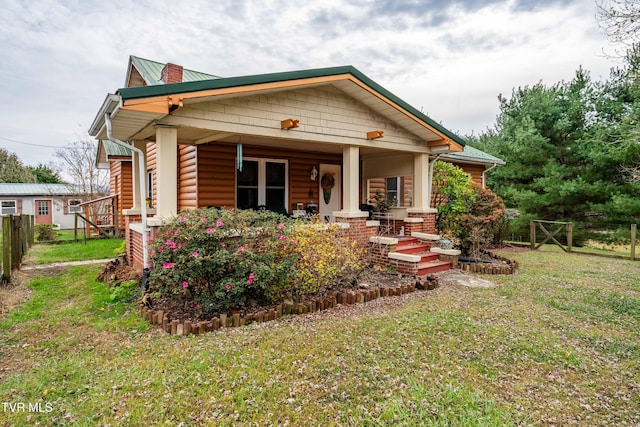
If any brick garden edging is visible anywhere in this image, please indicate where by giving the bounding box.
[141,277,440,336]
[458,249,519,275]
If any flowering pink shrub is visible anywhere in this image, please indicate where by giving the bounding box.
[148,209,297,315]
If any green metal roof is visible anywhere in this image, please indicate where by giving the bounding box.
[129,55,220,86]
[442,145,505,165]
[118,65,466,147]
[102,139,132,157]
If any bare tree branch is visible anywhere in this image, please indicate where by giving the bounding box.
[54,137,108,199]
[597,0,640,57]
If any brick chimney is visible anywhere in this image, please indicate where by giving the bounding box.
[160,63,183,84]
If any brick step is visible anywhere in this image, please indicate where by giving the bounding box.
[415,251,440,263]
[397,237,419,245]
[396,243,430,254]
[417,260,451,276]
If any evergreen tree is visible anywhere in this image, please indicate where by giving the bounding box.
[28,163,63,184]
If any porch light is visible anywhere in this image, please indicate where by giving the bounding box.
[281,118,300,129]
[310,166,318,181]
[367,130,384,139]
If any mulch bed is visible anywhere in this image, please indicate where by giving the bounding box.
[96,261,439,332]
[144,269,436,325]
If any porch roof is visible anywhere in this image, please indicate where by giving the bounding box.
[89,65,466,154]
[95,139,132,169]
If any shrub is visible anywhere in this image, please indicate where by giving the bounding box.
[432,161,476,235]
[35,224,57,242]
[289,220,364,297]
[456,186,506,257]
[110,280,139,303]
[113,240,126,257]
[148,209,297,316]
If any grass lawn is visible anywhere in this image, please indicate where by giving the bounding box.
[1,247,639,425]
[22,238,124,265]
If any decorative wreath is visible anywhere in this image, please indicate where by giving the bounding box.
[320,172,336,191]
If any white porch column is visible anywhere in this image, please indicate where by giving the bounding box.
[412,153,430,210]
[342,145,360,213]
[131,140,147,209]
[155,126,178,218]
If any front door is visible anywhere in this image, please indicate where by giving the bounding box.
[319,164,341,222]
[35,200,52,225]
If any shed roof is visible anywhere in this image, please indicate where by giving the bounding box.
[0,183,78,196]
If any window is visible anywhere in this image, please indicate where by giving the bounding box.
[385,177,400,206]
[37,200,49,217]
[1,200,16,215]
[68,199,82,213]
[236,159,288,212]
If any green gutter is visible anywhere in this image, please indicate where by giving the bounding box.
[118,65,465,147]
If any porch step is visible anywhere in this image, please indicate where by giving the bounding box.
[396,243,430,254]
[394,236,452,276]
[418,260,451,276]
[395,238,426,253]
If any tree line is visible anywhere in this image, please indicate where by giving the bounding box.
[468,1,640,235]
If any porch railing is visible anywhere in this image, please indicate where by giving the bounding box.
[75,195,120,239]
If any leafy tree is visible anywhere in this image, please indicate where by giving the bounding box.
[28,163,62,184]
[0,148,36,183]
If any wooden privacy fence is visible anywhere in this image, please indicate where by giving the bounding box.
[1,214,35,282]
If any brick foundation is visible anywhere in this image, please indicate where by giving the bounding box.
[407,211,437,234]
[369,237,398,266]
[334,213,378,255]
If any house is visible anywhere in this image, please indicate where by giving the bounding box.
[89,56,471,269]
[0,183,84,229]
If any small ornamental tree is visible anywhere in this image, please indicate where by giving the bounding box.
[148,209,297,315]
[457,186,506,257]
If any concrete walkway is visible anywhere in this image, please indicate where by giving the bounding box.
[21,258,113,271]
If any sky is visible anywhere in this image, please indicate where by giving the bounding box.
[0,0,619,169]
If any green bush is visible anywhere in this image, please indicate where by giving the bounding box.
[35,224,57,242]
[432,161,476,235]
[148,209,366,316]
[110,280,139,303]
[113,240,126,257]
[148,209,296,316]
[289,220,364,297]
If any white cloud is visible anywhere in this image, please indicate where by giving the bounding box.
[0,0,617,167]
